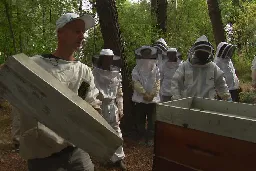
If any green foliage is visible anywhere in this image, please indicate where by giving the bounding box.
[166,0,214,58]
[0,0,82,62]
[0,0,255,84]
[220,1,256,61]
[240,91,256,104]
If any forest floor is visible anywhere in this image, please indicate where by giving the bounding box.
[0,83,255,171]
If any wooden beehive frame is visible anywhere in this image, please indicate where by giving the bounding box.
[0,53,122,161]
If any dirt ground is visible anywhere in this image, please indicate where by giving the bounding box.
[0,100,153,171]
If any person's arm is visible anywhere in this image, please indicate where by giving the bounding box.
[150,68,161,98]
[214,68,232,101]
[132,68,146,96]
[170,64,185,100]
[116,74,124,119]
[83,68,102,113]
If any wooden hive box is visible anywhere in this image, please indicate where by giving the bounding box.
[0,53,122,161]
[153,97,256,171]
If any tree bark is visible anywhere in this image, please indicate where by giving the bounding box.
[207,0,226,46]
[3,0,17,54]
[17,2,23,53]
[95,0,134,134]
[156,0,167,33]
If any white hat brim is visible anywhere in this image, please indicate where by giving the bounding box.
[78,14,95,30]
[135,46,157,55]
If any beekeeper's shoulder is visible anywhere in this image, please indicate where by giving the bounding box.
[79,62,94,80]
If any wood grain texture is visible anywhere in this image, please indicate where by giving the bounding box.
[153,156,198,171]
[154,121,256,171]
[0,53,122,161]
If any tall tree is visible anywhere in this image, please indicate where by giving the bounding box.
[95,0,134,133]
[3,0,17,54]
[207,0,226,46]
[156,0,167,33]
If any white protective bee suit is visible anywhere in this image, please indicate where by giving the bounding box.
[160,48,182,102]
[171,35,231,100]
[92,49,125,163]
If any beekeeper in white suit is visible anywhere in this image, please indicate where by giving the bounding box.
[153,38,168,77]
[92,49,126,170]
[214,42,240,102]
[18,13,101,171]
[160,48,182,102]
[132,46,160,146]
[171,35,232,101]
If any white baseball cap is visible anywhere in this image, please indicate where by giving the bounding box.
[56,13,95,31]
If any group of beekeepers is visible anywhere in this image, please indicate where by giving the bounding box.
[10,12,256,171]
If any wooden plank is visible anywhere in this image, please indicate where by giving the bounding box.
[192,97,256,119]
[0,54,122,161]
[156,100,256,143]
[158,97,193,109]
[153,156,198,171]
[154,121,256,171]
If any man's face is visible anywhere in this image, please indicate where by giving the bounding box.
[58,19,85,51]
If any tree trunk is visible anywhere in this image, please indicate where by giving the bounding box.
[17,3,23,53]
[3,0,17,54]
[95,0,134,134]
[156,0,167,33]
[207,0,226,46]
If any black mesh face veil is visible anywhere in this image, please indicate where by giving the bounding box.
[167,51,178,62]
[189,41,214,65]
[141,48,152,58]
[135,46,158,60]
[92,55,121,71]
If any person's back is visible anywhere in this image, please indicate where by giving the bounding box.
[171,35,231,101]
